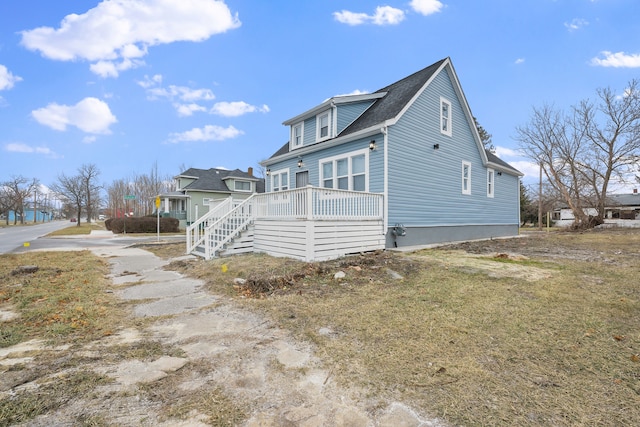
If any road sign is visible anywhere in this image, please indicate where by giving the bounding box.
[124,195,136,200]
[155,196,161,208]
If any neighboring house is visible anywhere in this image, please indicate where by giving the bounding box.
[187,57,522,261]
[552,191,640,226]
[160,167,264,228]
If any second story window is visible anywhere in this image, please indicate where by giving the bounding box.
[317,111,330,141]
[292,123,303,148]
[441,97,452,137]
[234,181,251,192]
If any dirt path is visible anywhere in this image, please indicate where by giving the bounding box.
[3,245,442,426]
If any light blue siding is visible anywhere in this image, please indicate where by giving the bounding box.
[302,116,316,146]
[387,68,519,228]
[266,134,384,193]
[336,101,374,134]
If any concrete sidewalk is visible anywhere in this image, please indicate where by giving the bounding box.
[84,244,441,426]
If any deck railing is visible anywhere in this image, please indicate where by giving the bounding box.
[187,187,384,258]
[253,186,383,220]
[186,197,241,254]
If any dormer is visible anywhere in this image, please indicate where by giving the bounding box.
[283,92,386,151]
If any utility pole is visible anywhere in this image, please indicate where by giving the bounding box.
[538,161,542,231]
[33,189,37,224]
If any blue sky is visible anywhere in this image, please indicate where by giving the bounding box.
[1,0,639,192]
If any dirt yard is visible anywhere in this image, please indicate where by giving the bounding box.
[1,228,639,426]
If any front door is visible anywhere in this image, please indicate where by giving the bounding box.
[296,171,309,188]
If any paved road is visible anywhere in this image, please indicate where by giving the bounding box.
[0,221,73,254]
[0,222,186,254]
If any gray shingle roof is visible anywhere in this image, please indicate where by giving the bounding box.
[178,168,264,193]
[486,150,522,175]
[340,58,447,136]
[267,59,446,160]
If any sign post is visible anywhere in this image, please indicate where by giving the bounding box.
[155,195,161,242]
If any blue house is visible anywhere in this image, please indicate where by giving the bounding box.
[187,58,522,261]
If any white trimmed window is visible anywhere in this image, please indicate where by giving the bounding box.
[271,169,289,192]
[316,110,330,141]
[462,161,471,195]
[441,97,452,137]
[234,180,251,192]
[320,149,368,192]
[487,169,494,198]
[292,123,304,148]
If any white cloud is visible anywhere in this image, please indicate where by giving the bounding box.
[372,6,406,25]
[333,10,370,25]
[20,0,241,78]
[175,103,208,117]
[334,6,405,26]
[167,124,243,143]
[137,74,163,89]
[494,146,522,158]
[564,18,588,32]
[82,135,97,144]
[210,101,270,117]
[515,58,525,65]
[4,143,61,158]
[31,97,117,134]
[591,51,640,68]
[409,0,444,16]
[0,65,22,91]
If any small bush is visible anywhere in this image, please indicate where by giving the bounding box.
[104,218,113,231]
[108,217,179,234]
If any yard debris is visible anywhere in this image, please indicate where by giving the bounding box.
[334,271,346,280]
[11,265,39,275]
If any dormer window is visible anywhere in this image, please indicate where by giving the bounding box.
[234,180,251,192]
[316,110,330,141]
[292,123,303,148]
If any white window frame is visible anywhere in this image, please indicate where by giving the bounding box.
[234,180,252,192]
[440,97,452,137]
[291,122,304,149]
[319,148,369,192]
[270,168,290,192]
[487,169,495,198]
[316,110,331,142]
[462,161,471,195]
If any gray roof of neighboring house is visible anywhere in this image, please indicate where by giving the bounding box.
[606,193,640,206]
[177,168,265,193]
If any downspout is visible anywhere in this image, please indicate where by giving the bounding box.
[331,101,337,138]
[382,125,389,234]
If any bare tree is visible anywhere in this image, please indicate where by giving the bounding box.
[3,176,39,224]
[0,183,14,225]
[517,80,640,228]
[51,172,86,225]
[78,164,102,223]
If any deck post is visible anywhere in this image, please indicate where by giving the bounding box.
[306,185,313,220]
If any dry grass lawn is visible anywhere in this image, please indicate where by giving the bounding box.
[162,228,640,426]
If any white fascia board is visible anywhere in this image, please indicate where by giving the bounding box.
[487,162,524,177]
[264,124,383,165]
[282,92,387,126]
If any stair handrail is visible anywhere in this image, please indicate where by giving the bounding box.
[204,194,256,259]
[186,198,233,254]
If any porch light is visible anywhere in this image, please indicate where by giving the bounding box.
[433,143,440,150]
[298,158,303,168]
[266,168,271,176]
[369,140,376,150]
